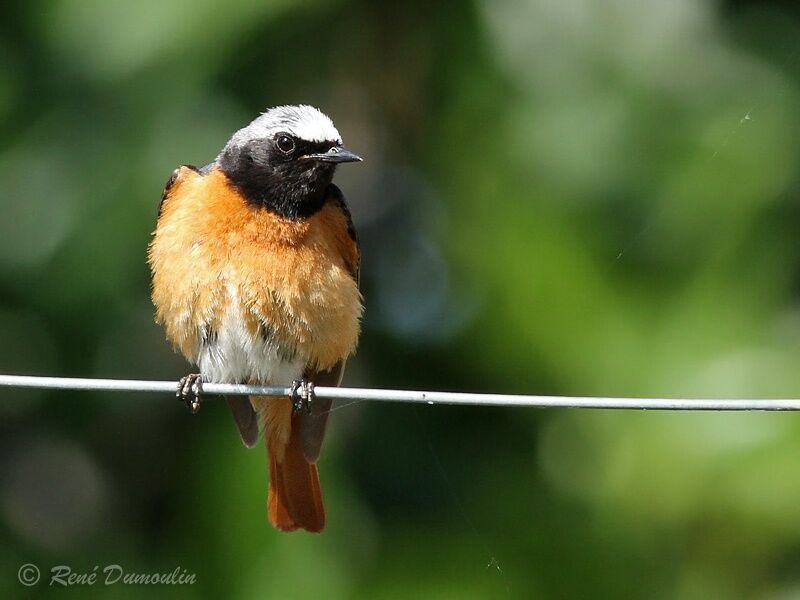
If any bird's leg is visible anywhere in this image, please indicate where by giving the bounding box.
[177,373,204,414]
[290,379,315,415]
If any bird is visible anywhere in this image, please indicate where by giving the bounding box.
[148,105,363,533]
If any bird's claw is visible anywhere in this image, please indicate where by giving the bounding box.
[177,373,204,414]
[290,379,315,414]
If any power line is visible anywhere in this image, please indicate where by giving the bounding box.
[0,374,799,411]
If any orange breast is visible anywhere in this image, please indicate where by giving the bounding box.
[148,167,362,375]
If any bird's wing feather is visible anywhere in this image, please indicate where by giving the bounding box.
[298,184,360,462]
[157,164,200,217]
[299,362,345,462]
[226,395,260,448]
[158,164,263,447]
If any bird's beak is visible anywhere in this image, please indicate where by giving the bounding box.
[302,146,362,163]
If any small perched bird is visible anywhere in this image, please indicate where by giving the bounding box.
[148,105,363,533]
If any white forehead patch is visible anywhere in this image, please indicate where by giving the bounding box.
[226,105,342,149]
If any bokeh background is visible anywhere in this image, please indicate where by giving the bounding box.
[2,0,800,597]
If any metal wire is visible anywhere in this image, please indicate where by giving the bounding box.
[1,374,800,411]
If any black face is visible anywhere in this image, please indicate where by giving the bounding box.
[219,132,342,218]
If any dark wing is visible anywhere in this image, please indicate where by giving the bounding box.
[300,362,345,462]
[226,396,260,448]
[157,164,200,217]
[327,183,359,251]
[158,164,261,446]
[300,184,360,462]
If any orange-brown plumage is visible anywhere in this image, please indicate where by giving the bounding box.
[148,105,362,533]
[259,395,325,532]
[150,168,361,370]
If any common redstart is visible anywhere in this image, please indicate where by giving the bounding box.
[148,105,363,532]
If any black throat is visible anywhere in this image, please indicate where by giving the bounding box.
[218,141,335,219]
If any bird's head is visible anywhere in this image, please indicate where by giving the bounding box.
[218,105,361,218]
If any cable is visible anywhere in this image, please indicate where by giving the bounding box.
[0,374,799,411]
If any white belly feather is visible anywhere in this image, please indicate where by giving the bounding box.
[196,286,305,385]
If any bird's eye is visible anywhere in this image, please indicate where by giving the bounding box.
[276,134,295,154]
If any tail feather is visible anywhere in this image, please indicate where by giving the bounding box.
[268,452,297,532]
[272,427,325,532]
[255,395,326,533]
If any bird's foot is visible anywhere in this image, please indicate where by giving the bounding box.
[177,373,204,414]
[290,379,315,414]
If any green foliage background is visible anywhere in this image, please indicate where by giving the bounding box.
[2,0,800,597]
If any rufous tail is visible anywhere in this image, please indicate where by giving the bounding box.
[253,395,325,533]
